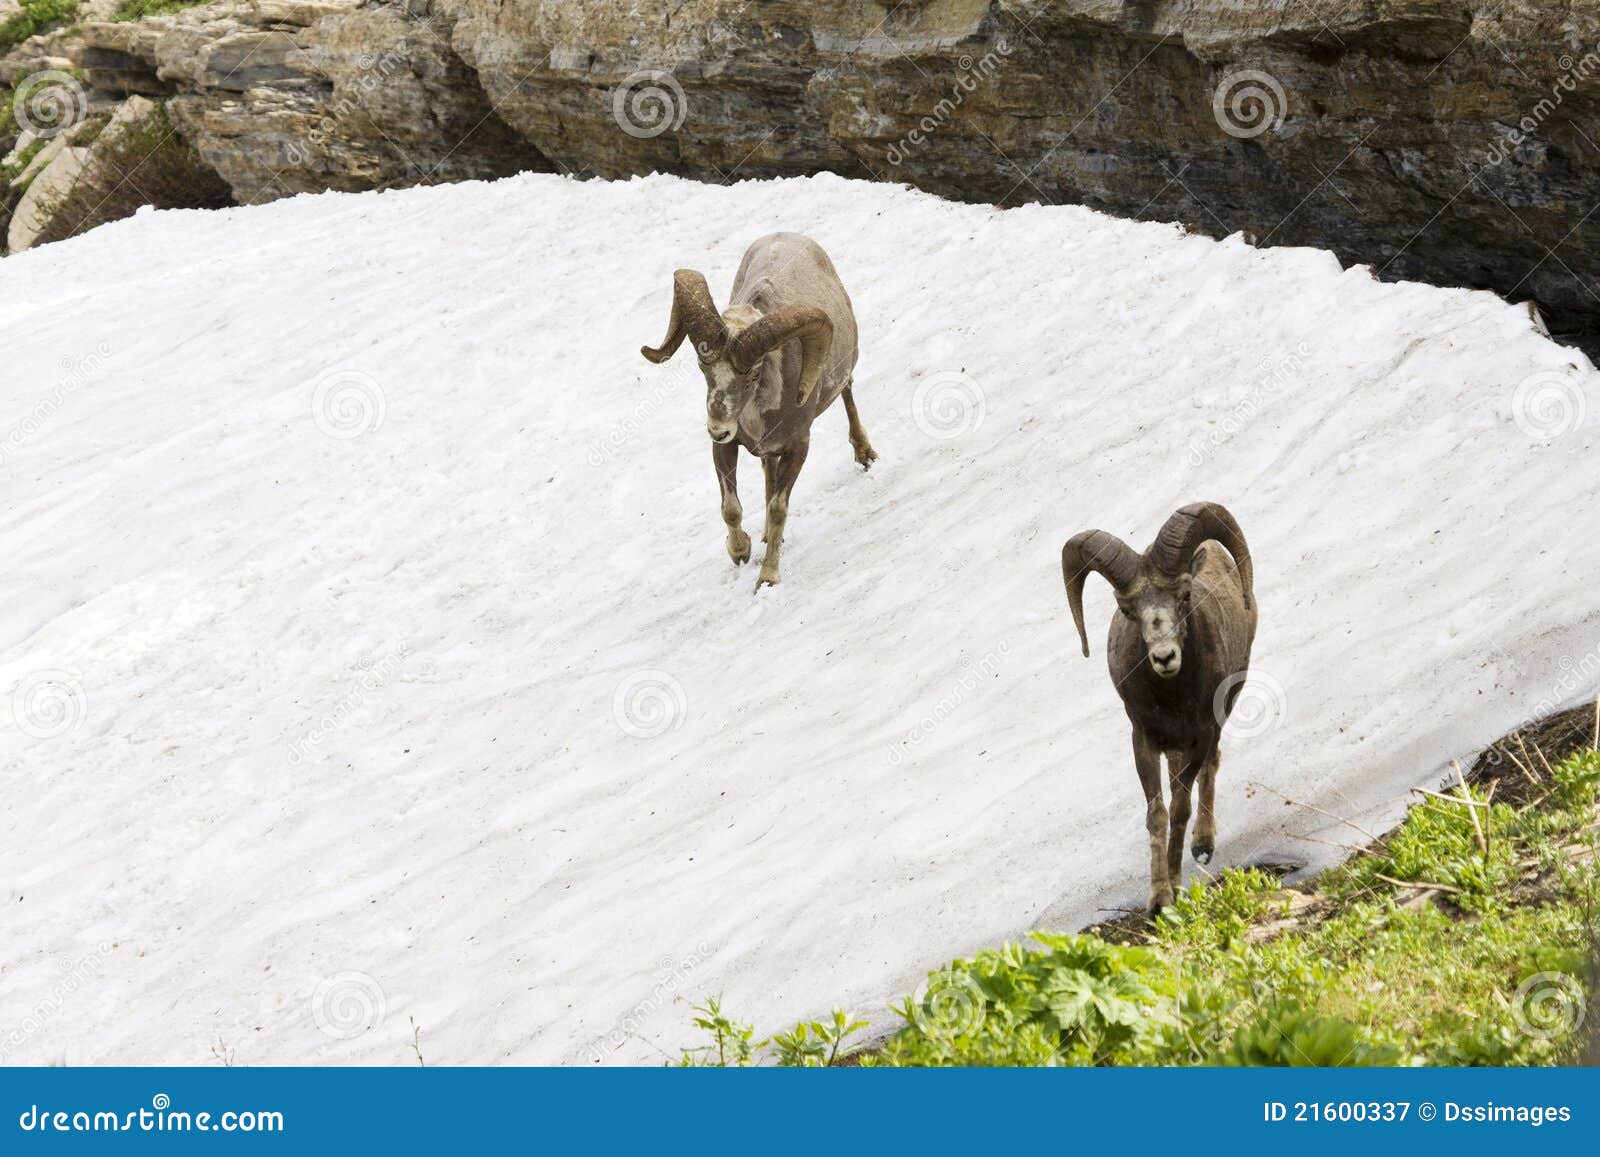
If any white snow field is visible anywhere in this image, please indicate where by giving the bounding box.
[1,171,1597,1065]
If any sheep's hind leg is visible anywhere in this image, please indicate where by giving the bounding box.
[842,385,878,470]
[756,440,809,590]
[1133,728,1172,914]
[713,440,750,565]
[1192,747,1220,864]
[1165,750,1201,892]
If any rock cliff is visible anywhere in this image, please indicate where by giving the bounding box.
[4,0,1599,337]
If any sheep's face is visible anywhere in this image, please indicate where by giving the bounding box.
[702,307,764,445]
[1116,571,1194,680]
[702,358,760,445]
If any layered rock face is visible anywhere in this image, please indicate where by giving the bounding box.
[4,0,1599,337]
[50,0,543,203]
[444,0,1600,337]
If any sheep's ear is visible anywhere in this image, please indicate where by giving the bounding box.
[1189,545,1208,575]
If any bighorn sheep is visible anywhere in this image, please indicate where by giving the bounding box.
[641,232,876,589]
[1061,502,1257,914]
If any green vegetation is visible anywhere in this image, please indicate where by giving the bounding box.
[678,743,1600,1067]
[27,98,232,247]
[0,0,79,49]
[2,135,46,183]
[110,0,211,20]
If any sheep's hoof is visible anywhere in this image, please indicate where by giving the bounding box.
[1192,840,1214,865]
[1147,887,1175,917]
[854,444,878,470]
[727,530,751,565]
[754,568,780,592]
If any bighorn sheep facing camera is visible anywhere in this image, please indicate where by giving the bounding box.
[642,233,876,589]
[1061,502,1257,914]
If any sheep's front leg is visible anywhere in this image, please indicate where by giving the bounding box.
[713,439,750,565]
[756,439,809,589]
[1165,749,1202,891]
[841,384,878,470]
[1133,728,1172,914]
[1192,747,1220,864]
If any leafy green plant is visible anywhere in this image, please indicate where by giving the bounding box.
[0,0,79,49]
[676,996,757,1067]
[675,745,1600,1068]
[1212,1006,1403,1066]
[879,933,1178,1066]
[1332,782,1517,911]
[26,99,232,247]
[1155,866,1279,955]
[2,135,46,184]
[768,1009,869,1067]
[111,0,211,19]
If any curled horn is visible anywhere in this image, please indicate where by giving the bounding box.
[1147,501,1254,609]
[726,306,834,404]
[641,270,728,364]
[1061,530,1142,657]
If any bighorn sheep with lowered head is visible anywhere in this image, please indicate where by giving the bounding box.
[641,232,876,589]
[1061,502,1257,914]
